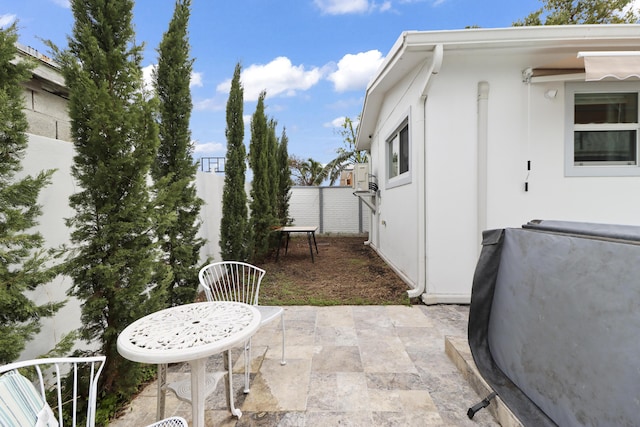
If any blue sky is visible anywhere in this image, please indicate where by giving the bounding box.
[0,0,599,166]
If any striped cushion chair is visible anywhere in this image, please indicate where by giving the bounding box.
[0,356,106,427]
[0,370,58,426]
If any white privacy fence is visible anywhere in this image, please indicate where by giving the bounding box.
[288,186,369,234]
[21,134,368,359]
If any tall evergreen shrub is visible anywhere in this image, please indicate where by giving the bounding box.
[54,0,170,396]
[220,63,249,261]
[152,0,204,306]
[276,128,291,226]
[0,24,61,364]
[248,91,276,260]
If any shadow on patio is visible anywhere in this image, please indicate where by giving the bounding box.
[109,305,507,427]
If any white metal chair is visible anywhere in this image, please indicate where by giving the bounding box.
[199,261,286,393]
[0,356,105,427]
[0,356,189,427]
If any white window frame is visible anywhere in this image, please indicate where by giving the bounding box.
[565,82,640,177]
[386,117,411,188]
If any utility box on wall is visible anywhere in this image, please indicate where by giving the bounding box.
[353,163,369,191]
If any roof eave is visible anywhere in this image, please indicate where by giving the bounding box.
[355,24,640,151]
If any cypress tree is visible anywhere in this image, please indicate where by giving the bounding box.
[152,0,204,306]
[0,24,61,364]
[267,118,279,219]
[55,0,169,395]
[220,62,249,261]
[249,91,275,260]
[276,127,291,226]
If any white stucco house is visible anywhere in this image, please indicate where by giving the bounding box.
[355,25,640,305]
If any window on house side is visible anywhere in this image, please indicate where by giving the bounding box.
[388,121,409,179]
[574,92,638,165]
[566,82,640,177]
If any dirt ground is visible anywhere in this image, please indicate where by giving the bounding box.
[256,234,412,306]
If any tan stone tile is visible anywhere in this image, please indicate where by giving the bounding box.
[396,326,445,351]
[385,305,434,327]
[315,326,359,346]
[368,389,438,412]
[282,322,316,347]
[307,372,370,412]
[311,345,363,372]
[352,306,394,328]
[316,306,355,327]
[359,336,417,373]
[305,411,373,426]
[282,306,317,322]
[241,358,311,412]
[366,372,428,390]
[371,411,445,426]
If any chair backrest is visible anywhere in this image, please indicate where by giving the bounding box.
[0,356,106,427]
[199,261,266,306]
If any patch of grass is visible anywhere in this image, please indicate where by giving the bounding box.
[256,235,412,306]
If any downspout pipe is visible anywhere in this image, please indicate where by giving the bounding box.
[408,43,443,299]
[477,82,490,251]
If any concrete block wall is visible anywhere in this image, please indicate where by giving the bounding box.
[288,186,369,234]
[21,83,72,141]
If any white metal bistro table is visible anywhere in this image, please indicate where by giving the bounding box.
[117,301,261,427]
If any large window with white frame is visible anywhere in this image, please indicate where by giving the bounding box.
[387,118,411,187]
[566,82,640,176]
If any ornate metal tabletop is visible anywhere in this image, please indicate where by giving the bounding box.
[117,301,261,364]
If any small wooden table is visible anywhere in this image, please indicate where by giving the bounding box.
[275,226,319,262]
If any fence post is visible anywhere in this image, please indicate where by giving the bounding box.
[358,198,363,234]
[318,187,324,233]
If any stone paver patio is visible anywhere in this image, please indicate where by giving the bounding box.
[109,305,508,426]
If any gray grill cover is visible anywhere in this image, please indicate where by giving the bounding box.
[468,220,640,427]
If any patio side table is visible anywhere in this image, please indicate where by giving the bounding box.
[117,301,261,427]
[275,225,319,262]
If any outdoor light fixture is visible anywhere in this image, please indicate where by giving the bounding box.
[544,89,558,99]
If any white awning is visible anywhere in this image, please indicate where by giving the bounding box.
[578,51,640,81]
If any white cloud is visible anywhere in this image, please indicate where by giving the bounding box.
[325,116,361,128]
[314,0,403,14]
[193,98,225,112]
[379,1,393,12]
[327,50,384,92]
[190,72,203,88]
[623,0,640,14]
[0,14,17,28]
[314,0,369,14]
[142,64,155,93]
[217,56,323,102]
[325,116,346,128]
[194,141,225,154]
[51,0,70,8]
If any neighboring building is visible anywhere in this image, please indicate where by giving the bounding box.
[355,25,640,305]
[15,43,71,142]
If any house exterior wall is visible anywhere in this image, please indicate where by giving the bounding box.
[368,70,423,288]
[366,42,640,304]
